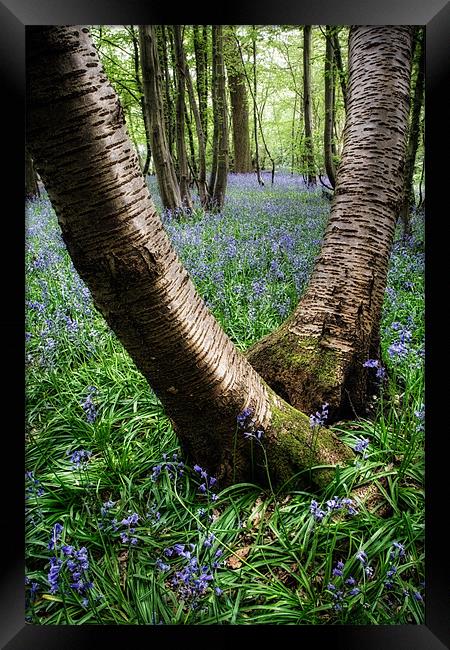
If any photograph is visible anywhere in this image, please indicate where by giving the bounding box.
[24,23,426,627]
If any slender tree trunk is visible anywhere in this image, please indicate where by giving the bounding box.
[130,25,152,177]
[25,147,40,198]
[138,25,183,213]
[332,28,347,109]
[157,25,176,161]
[251,28,264,186]
[185,103,198,183]
[208,26,229,212]
[224,26,252,173]
[399,27,425,238]
[303,26,316,187]
[26,25,353,489]
[193,25,208,144]
[247,26,413,420]
[324,26,337,189]
[184,46,209,207]
[172,25,193,212]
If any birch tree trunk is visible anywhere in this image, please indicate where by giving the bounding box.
[172,25,193,212]
[27,25,353,489]
[324,26,337,189]
[399,27,425,238]
[303,26,316,187]
[138,25,183,214]
[224,26,252,174]
[247,26,413,421]
[208,26,229,211]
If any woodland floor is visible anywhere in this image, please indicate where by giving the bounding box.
[25,172,425,625]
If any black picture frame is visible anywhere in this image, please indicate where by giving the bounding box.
[2,0,448,647]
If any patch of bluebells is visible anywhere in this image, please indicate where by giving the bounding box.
[97,500,141,546]
[155,540,223,610]
[155,173,329,348]
[326,560,361,612]
[119,512,139,546]
[81,386,98,423]
[67,448,92,469]
[363,359,386,381]
[25,576,40,611]
[310,495,358,523]
[151,452,185,483]
[193,464,219,502]
[236,407,265,442]
[25,471,44,498]
[45,523,95,607]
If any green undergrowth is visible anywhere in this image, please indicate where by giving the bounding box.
[25,174,424,624]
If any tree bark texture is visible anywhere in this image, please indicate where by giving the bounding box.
[224,26,252,173]
[25,147,40,198]
[138,26,183,213]
[26,25,353,490]
[324,27,337,189]
[399,27,425,237]
[247,26,413,420]
[302,26,316,187]
[172,25,193,212]
[208,26,229,211]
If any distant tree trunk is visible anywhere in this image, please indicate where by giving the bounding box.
[399,27,425,238]
[224,26,252,173]
[193,25,208,144]
[332,28,347,109]
[185,103,198,182]
[25,147,40,198]
[303,26,316,187]
[247,26,413,420]
[157,25,176,161]
[172,25,193,212]
[324,26,337,189]
[27,25,353,489]
[138,25,183,213]
[184,40,209,207]
[251,28,264,186]
[208,26,229,211]
[130,25,152,177]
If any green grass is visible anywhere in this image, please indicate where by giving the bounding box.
[25,174,425,624]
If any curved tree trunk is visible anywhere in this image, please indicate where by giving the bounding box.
[172,25,193,212]
[208,26,229,212]
[324,26,337,189]
[224,26,252,173]
[399,27,425,238]
[247,26,413,421]
[26,25,353,490]
[138,26,183,214]
[303,26,316,187]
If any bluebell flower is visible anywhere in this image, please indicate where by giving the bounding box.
[332,560,345,577]
[156,558,170,572]
[356,550,367,564]
[309,402,329,428]
[48,557,62,593]
[48,522,63,550]
[353,437,369,455]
